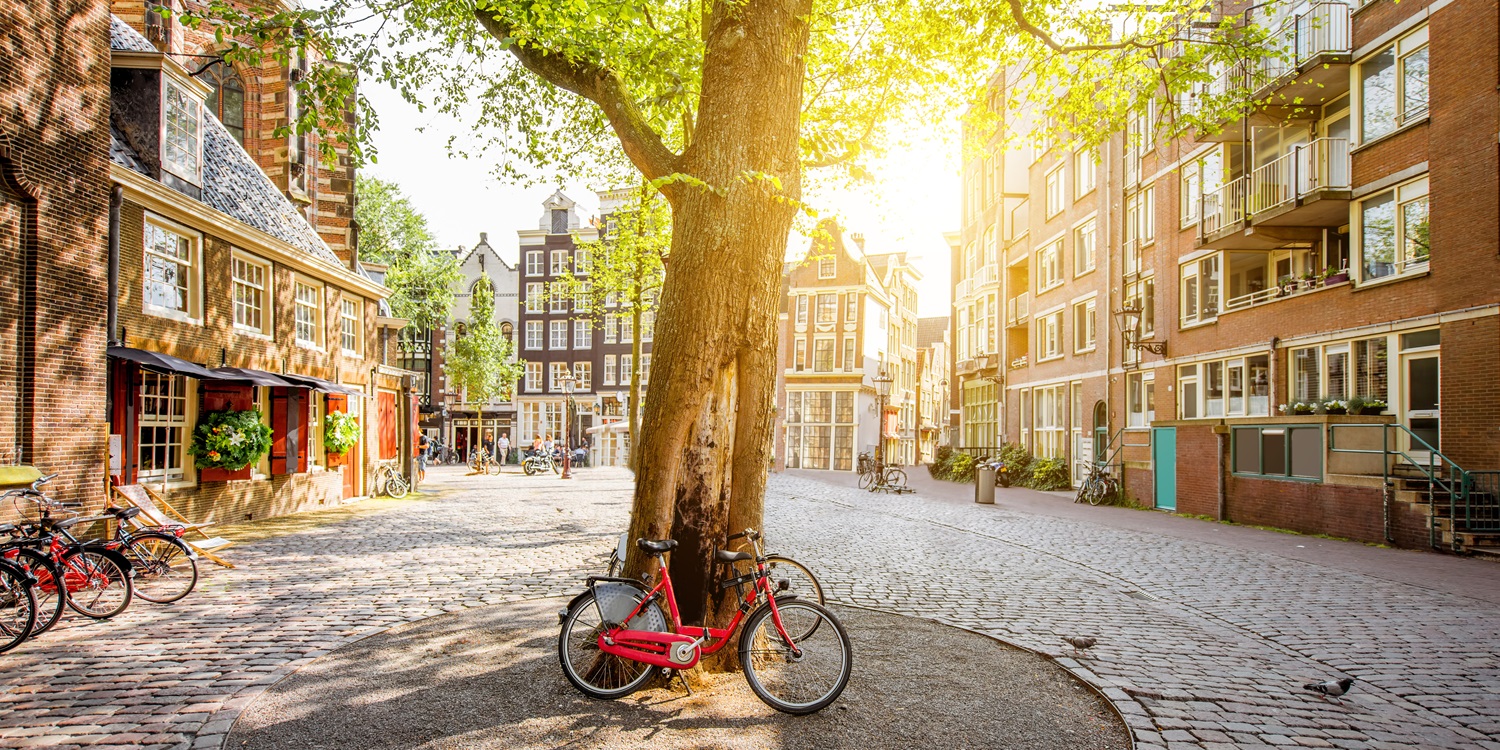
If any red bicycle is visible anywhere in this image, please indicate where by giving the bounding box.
[557,529,852,715]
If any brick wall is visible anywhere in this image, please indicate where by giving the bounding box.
[0,0,112,507]
[1224,475,1430,548]
[1438,316,1500,470]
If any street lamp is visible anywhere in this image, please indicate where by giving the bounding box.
[1114,302,1167,360]
[559,372,576,480]
[873,367,893,466]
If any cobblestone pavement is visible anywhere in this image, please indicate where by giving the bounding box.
[2,466,1497,750]
[768,473,1500,750]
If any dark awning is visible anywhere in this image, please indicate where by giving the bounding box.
[107,346,239,381]
[277,373,365,397]
[210,367,298,387]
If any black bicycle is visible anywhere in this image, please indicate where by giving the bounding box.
[1075,461,1120,506]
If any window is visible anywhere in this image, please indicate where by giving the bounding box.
[1358,177,1429,282]
[1233,425,1322,480]
[818,255,836,278]
[813,293,837,325]
[814,338,835,372]
[642,311,655,342]
[1036,241,1063,291]
[550,320,568,349]
[784,391,857,470]
[137,372,190,483]
[525,321,543,350]
[1179,149,1223,228]
[574,320,592,349]
[1072,218,1096,276]
[1293,346,1321,402]
[550,249,568,274]
[794,337,806,371]
[574,362,592,390]
[525,251,543,276]
[231,252,269,333]
[604,314,618,344]
[1179,255,1220,327]
[576,282,593,313]
[143,218,200,320]
[641,354,652,384]
[1127,372,1154,428]
[549,362,568,392]
[620,354,633,384]
[1045,165,1065,217]
[1031,384,1066,459]
[1074,149,1097,198]
[842,337,856,371]
[294,278,323,347]
[1036,310,1063,361]
[340,298,362,356]
[605,291,619,309]
[1287,336,1390,403]
[845,293,858,323]
[1358,26,1428,143]
[205,65,245,145]
[621,316,635,343]
[162,79,202,184]
[1179,355,1270,418]
[525,282,544,312]
[525,362,542,392]
[1140,185,1155,243]
[604,355,617,386]
[574,248,592,275]
[1072,298,1096,353]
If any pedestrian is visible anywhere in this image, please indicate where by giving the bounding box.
[543,433,555,454]
[417,432,430,482]
[497,433,510,466]
[483,429,495,462]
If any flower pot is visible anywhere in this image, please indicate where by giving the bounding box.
[1324,272,1349,285]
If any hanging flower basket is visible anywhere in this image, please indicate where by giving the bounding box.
[189,409,272,472]
[324,411,362,456]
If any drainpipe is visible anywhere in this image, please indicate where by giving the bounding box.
[1217,427,1228,521]
[107,186,123,347]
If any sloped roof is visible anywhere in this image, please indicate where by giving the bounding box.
[109,16,157,53]
[917,316,950,349]
[109,15,342,267]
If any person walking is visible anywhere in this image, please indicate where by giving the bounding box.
[417,432,430,482]
[497,433,510,468]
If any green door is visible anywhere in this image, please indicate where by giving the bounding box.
[1152,427,1177,511]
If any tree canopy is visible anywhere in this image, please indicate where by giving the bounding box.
[443,272,524,406]
[354,175,460,331]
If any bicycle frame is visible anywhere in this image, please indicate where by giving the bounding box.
[596,541,800,671]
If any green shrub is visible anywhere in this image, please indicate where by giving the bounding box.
[1029,457,1071,490]
[949,452,977,483]
[998,442,1033,478]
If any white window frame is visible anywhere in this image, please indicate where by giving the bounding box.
[136,372,195,486]
[818,255,836,278]
[642,311,655,342]
[525,282,544,313]
[574,320,593,349]
[525,251,543,276]
[604,355,617,386]
[1072,297,1097,354]
[1354,25,1429,146]
[340,297,362,357]
[525,361,542,392]
[230,249,270,335]
[1035,308,1064,362]
[549,362,568,392]
[574,248,592,275]
[1355,175,1429,284]
[142,214,203,324]
[550,249,569,275]
[604,314,619,344]
[813,337,835,372]
[525,321,543,350]
[293,276,325,349]
[1036,239,1064,293]
[574,361,592,391]
[161,78,203,185]
[549,320,569,350]
[1072,216,1096,277]
[1044,165,1066,218]
[1073,149,1097,199]
[1179,255,1220,328]
[1125,372,1154,429]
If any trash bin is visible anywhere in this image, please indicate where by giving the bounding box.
[975,465,996,504]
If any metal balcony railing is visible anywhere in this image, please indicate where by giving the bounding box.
[1201,177,1247,237]
[1246,137,1351,215]
[1006,293,1030,327]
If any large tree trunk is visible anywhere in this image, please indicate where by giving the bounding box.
[623,0,812,671]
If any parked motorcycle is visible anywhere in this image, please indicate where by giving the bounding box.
[979,457,1012,487]
[522,449,560,476]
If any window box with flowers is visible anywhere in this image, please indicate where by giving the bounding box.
[324,410,362,467]
[190,409,273,481]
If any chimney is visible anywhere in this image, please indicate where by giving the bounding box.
[479,232,488,245]
[851,233,866,252]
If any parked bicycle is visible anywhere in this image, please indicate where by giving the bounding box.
[100,506,199,604]
[374,461,410,499]
[602,532,825,627]
[0,533,37,654]
[1075,461,1120,506]
[468,447,502,476]
[559,529,852,714]
[1,476,133,623]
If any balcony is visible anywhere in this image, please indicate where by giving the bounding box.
[1009,355,1029,370]
[956,265,1000,303]
[1200,138,1350,248]
[1005,293,1030,327]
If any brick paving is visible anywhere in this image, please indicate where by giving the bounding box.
[1,465,1497,750]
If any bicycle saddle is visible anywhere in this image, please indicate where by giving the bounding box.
[106,506,142,521]
[637,538,678,553]
[0,523,13,535]
[715,548,752,563]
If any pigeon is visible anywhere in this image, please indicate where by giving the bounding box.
[1062,635,1097,655]
[1304,677,1355,702]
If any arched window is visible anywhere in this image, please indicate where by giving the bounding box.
[500,321,514,342]
[204,63,245,145]
[455,322,468,339]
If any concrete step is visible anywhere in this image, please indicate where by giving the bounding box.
[1468,547,1500,561]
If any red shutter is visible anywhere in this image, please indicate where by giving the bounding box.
[199,382,255,481]
[378,391,398,460]
[270,387,307,475]
[325,394,347,467]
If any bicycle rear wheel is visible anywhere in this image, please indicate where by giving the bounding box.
[739,600,852,715]
[386,473,410,499]
[763,556,826,641]
[0,563,35,653]
[883,467,907,488]
[124,533,199,604]
[558,591,657,700]
[857,470,874,490]
[60,549,131,619]
[9,548,63,635]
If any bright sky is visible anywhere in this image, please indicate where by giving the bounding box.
[360,83,959,318]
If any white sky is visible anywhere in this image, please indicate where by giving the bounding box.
[360,83,959,318]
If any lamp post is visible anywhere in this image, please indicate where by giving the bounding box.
[1113,302,1168,364]
[873,367,893,465]
[559,372,576,480]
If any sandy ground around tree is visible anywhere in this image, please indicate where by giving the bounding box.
[227,597,1128,750]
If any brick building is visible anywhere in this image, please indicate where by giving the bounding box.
[915,316,952,464]
[953,0,1500,551]
[773,226,920,471]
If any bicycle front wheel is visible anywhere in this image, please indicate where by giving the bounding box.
[9,548,63,636]
[739,600,852,715]
[0,563,36,653]
[883,467,907,488]
[857,470,874,490]
[763,556,826,641]
[558,591,657,700]
[387,474,410,499]
[60,550,131,619]
[124,533,199,604]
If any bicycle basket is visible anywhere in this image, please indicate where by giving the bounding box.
[591,582,667,631]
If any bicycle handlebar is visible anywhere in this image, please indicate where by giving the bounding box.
[727,529,760,542]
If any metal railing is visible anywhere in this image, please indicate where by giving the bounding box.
[1257,3,1353,87]
[1248,151,1296,215]
[1006,293,1030,326]
[1201,177,1247,237]
[1297,137,1350,195]
[1328,422,1499,549]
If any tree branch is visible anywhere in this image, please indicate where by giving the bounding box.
[473,9,681,183]
[1001,0,1164,52]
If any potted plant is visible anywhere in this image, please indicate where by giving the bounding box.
[190,409,273,480]
[1278,401,1318,415]
[1299,270,1317,289]
[324,410,363,463]
[1349,396,1388,416]
[1323,266,1350,286]
[1322,399,1349,415]
[1276,275,1297,297]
